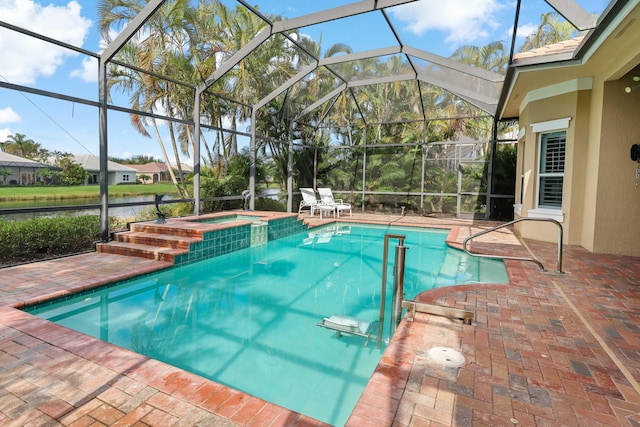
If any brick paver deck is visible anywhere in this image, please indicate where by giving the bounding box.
[1,213,639,426]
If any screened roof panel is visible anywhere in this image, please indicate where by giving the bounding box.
[105,0,611,121]
[418,82,487,118]
[293,12,399,55]
[206,32,311,101]
[0,0,618,150]
[249,0,367,19]
[363,79,424,120]
[324,54,413,82]
[409,58,503,114]
[293,68,344,98]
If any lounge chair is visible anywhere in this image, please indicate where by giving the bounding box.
[298,188,335,219]
[318,188,352,218]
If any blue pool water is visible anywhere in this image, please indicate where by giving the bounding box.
[27,223,507,426]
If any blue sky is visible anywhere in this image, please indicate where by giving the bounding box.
[0,0,609,164]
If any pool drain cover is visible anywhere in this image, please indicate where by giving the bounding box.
[426,347,465,367]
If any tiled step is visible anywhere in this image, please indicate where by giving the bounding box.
[96,241,188,263]
[115,231,200,250]
[130,222,204,238]
[436,252,462,287]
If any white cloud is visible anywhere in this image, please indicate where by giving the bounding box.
[501,22,539,45]
[0,128,12,141]
[516,23,539,40]
[0,0,92,84]
[0,106,21,124]
[390,0,502,45]
[70,56,98,82]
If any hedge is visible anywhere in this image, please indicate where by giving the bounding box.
[0,215,100,266]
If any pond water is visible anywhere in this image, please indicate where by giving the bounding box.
[0,195,154,219]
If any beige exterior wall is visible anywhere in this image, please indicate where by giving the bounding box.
[580,79,604,252]
[515,91,584,245]
[594,79,640,255]
[505,2,640,256]
[515,78,640,256]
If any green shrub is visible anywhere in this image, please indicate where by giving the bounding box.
[167,202,194,217]
[0,215,100,266]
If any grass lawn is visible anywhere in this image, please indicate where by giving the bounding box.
[0,183,182,201]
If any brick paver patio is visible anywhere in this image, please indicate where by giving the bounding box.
[1,213,639,426]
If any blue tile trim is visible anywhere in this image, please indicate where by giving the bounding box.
[173,217,306,266]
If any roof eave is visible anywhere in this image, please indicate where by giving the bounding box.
[497,0,637,120]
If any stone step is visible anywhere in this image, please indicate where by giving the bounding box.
[115,231,200,250]
[129,222,204,238]
[96,241,188,263]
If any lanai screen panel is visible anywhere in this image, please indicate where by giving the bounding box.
[323,53,413,83]
[349,80,424,125]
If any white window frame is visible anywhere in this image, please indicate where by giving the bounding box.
[527,118,570,222]
[536,131,565,207]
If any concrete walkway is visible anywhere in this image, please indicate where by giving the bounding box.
[1,213,639,426]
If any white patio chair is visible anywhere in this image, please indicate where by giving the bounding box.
[318,188,352,218]
[298,188,335,219]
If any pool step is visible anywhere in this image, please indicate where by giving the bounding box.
[96,241,188,262]
[435,252,462,287]
[97,224,201,262]
[129,222,205,238]
[115,231,200,250]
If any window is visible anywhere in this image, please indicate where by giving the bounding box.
[537,131,565,209]
[122,174,130,182]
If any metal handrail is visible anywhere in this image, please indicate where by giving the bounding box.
[378,233,407,348]
[462,217,563,273]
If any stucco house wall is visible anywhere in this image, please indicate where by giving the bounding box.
[594,78,640,255]
[515,89,584,245]
[508,2,640,257]
[515,76,640,257]
[66,155,138,186]
[108,170,136,186]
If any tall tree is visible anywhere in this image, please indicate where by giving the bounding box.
[520,12,581,51]
[0,133,45,160]
[450,41,509,73]
[99,0,195,197]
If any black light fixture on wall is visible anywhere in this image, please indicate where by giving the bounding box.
[633,144,640,187]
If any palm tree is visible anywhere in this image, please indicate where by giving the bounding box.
[99,0,197,197]
[450,41,509,73]
[520,12,582,52]
[254,33,353,189]
[105,42,186,197]
[0,133,42,159]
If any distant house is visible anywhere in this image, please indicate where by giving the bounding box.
[0,151,50,185]
[129,162,169,184]
[67,154,138,185]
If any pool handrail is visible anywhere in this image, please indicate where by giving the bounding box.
[462,217,564,273]
[379,233,407,348]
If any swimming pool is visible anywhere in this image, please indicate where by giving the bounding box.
[27,223,507,426]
